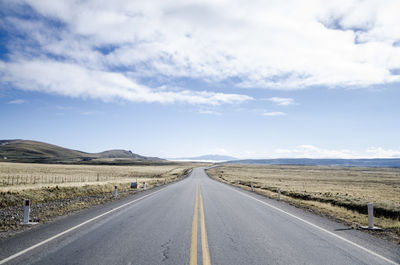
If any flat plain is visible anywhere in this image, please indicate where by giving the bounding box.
[207,164,400,242]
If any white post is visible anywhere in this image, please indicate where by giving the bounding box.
[23,199,30,224]
[278,187,281,201]
[143,182,146,190]
[368,203,374,229]
[113,186,118,198]
[251,182,254,191]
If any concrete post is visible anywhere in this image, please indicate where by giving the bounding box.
[113,186,118,198]
[277,187,281,201]
[251,182,254,191]
[23,199,30,224]
[143,182,146,190]
[368,203,374,229]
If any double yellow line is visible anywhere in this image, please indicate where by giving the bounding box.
[190,184,211,265]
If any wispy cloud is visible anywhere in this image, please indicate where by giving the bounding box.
[265,97,294,106]
[8,99,25,104]
[80,111,101,116]
[199,110,222,116]
[263,112,286,116]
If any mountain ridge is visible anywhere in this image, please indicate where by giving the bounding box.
[169,154,237,161]
[0,139,162,164]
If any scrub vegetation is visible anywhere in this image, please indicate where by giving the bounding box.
[207,164,400,242]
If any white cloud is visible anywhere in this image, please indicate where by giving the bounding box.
[8,99,25,104]
[1,0,400,100]
[275,145,355,158]
[366,147,400,158]
[274,145,400,158]
[263,112,286,116]
[265,97,294,106]
[1,60,252,105]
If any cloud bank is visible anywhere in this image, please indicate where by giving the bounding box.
[1,0,400,104]
[275,145,400,158]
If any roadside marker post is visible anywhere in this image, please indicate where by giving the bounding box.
[361,203,382,230]
[251,182,254,191]
[277,187,281,201]
[21,200,38,225]
[113,186,118,198]
[23,200,30,224]
[143,182,146,190]
[368,203,374,228]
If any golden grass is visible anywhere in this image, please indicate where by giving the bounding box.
[207,164,400,233]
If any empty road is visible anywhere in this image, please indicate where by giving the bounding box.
[0,168,399,265]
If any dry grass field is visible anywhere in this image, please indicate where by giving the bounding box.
[207,164,400,241]
[0,162,195,190]
[0,162,200,234]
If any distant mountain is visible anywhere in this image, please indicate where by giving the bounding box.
[223,158,400,168]
[96,150,146,159]
[170,154,238,162]
[0,139,163,164]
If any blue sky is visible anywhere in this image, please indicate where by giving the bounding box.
[1,0,400,158]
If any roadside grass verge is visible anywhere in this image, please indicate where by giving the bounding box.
[206,164,400,243]
[0,162,197,236]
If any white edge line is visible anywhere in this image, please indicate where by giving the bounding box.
[225,185,399,265]
[0,186,169,265]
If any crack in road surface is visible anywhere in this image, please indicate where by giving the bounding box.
[161,239,171,261]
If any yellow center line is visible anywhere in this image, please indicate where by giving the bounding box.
[189,183,199,265]
[190,183,212,265]
[199,193,211,265]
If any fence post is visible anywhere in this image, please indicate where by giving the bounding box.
[278,187,281,201]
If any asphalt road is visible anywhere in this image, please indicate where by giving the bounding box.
[0,168,399,265]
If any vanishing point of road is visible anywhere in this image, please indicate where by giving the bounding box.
[0,168,399,265]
